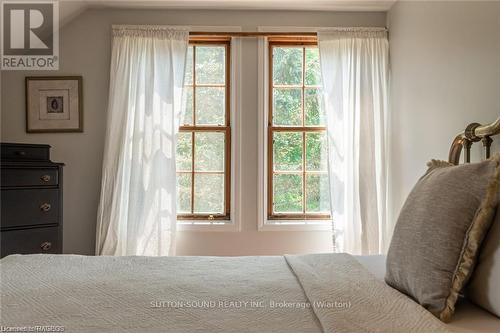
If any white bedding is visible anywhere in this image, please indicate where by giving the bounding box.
[355,255,500,333]
[0,253,449,333]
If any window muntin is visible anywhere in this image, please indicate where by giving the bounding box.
[268,41,330,220]
[177,40,231,220]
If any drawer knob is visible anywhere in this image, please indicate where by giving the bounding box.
[40,175,51,182]
[40,203,52,212]
[40,242,52,251]
[15,151,27,156]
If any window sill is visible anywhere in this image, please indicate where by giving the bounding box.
[259,220,332,232]
[177,221,239,232]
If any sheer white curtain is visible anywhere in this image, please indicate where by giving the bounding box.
[318,28,389,255]
[96,26,189,256]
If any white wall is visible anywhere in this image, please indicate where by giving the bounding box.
[1,9,386,255]
[387,1,500,228]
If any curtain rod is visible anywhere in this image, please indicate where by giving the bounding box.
[189,31,318,37]
[189,28,388,37]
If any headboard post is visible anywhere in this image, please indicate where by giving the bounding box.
[463,139,472,163]
[482,136,493,160]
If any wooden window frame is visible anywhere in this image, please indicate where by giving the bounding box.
[267,39,330,221]
[177,38,231,221]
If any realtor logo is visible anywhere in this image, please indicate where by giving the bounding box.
[1,0,59,70]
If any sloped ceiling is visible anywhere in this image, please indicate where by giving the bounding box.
[60,0,395,26]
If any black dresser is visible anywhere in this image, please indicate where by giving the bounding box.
[1,143,63,258]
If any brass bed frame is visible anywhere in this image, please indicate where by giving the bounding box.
[449,117,500,164]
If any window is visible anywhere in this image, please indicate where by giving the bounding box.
[177,38,231,220]
[268,39,330,220]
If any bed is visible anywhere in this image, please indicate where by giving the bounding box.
[0,253,497,332]
[1,119,500,332]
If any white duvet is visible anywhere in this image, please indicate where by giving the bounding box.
[0,253,448,332]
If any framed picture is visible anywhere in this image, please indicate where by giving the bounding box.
[25,76,83,133]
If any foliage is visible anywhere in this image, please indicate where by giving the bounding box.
[195,132,225,172]
[272,46,330,214]
[306,174,330,213]
[306,132,328,171]
[193,174,224,214]
[177,173,192,213]
[273,88,302,126]
[182,46,226,126]
[274,174,303,212]
[195,87,225,125]
[305,88,325,126]
[177,45,227,214]
[195,46,225,85]
[274,132,302,171]
[273,47,302,85]
[176,44,330,215]
[305,48,321,86]
[176,132,192,171]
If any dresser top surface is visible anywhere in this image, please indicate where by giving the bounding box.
[1,161,64,167]
[1,142,51,148]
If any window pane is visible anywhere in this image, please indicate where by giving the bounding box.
[305,88,325,126]
[195,46,225,85]
[305,48,321,86]
[194,132,225,172]
[176,132,192,171]
[273,47,303,86]
[176,173,192,214]
[306,132,328,171]
[273,132,302,171]
[184,46,194,85]
[195,87,225,125]
[306,174,330,213]
[273,88,302,126]
[194,174,224,214]
[273,174,303,213]
[181,87,193,126]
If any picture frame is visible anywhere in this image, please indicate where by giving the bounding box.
[25,76,83,133]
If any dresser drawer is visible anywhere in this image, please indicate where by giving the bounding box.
[1,143,50,161]
[1,226,60,257]
[1,168,58,187]
[1,189,60,229]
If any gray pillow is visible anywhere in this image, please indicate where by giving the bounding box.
[467,206,500,317]
[385,156,500,322]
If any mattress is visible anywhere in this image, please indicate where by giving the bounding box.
[1,253,449,333]
[355,255,500,333]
